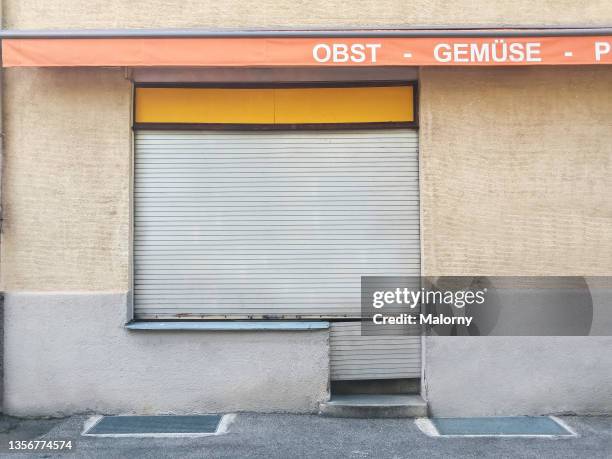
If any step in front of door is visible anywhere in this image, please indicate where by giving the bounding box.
[319,394,428,418]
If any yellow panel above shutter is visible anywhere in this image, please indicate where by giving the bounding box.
[135,88,275,124]
[274,86,413,124]
[135,86,414,125]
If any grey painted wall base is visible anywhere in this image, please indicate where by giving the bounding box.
[425,336,612,416]
[3,292,330,417]
[5,292,612,417]
[0,292,3,413]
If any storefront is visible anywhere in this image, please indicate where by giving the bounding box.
[1,16,612,417]
[131,83,421,381]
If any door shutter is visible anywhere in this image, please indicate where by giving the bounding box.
[330,322,421,380]
[134,129,419,319]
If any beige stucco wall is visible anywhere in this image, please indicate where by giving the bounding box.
[419,67,612,415]
[1,68,131,291]
[2,66,612,289]
[420,66,612,276]
[4,1,612,29]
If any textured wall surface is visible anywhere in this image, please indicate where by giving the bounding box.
[419,66,612,276]
[1,68,131,291]
[420,66,612,415]
[425,336,612,416]
[4,1,612,29]
[3,293,330,416]
[10,67,611,290]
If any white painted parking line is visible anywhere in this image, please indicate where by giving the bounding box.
[81,414,237,438]
[415,416,577,438]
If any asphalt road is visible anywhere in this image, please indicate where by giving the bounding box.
[0,414,611,458]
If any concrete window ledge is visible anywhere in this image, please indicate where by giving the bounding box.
[126,321,330,331]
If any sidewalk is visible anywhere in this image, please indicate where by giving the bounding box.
[1,413,610,459]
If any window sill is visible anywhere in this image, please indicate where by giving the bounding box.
[125,321,330,331]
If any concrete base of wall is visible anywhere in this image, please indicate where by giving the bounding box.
[5,292,612,417]
[3,292,330,417]
[425,336,612,416]
[0,292,3,413]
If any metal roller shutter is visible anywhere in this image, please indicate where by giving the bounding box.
[134,129,420,319]
[330,322,421,380]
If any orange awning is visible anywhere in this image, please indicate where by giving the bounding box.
[2,33,612,67]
